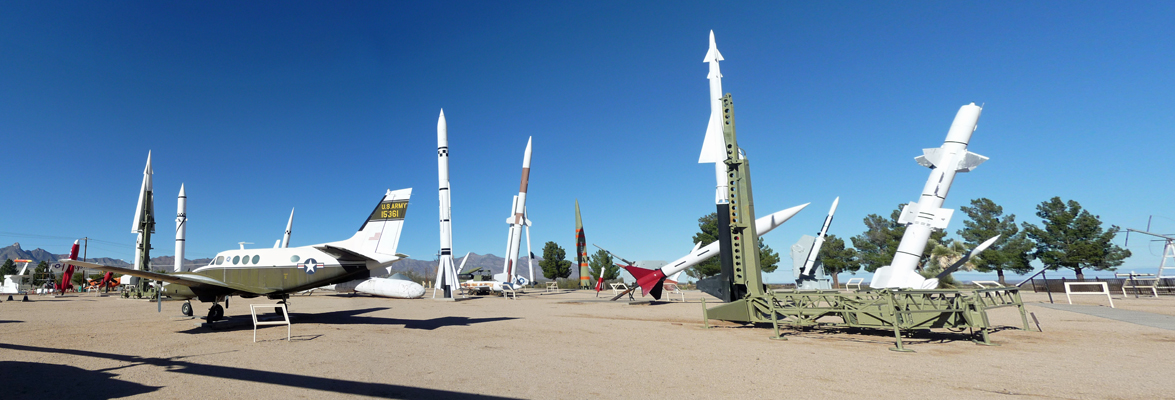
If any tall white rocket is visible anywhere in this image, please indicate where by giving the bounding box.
[174,184,186,272]
[434,110,460,298]
[132,151,154,272]
[870,103,987,289]
[699,30,727,205]
[500,138,533,286]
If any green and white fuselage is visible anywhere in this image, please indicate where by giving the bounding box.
[64,188,413,304]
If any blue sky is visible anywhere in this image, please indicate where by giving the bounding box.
[2,1,1172,283]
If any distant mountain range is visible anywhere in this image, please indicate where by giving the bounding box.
[0,242,212,270]
[1,242,547,279]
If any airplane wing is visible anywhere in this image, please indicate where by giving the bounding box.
[60,260,237,291]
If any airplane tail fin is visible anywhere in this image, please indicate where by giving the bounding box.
[342,188,413,258]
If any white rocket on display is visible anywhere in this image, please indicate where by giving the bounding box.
[434,109,460,298]
[174,184,186,272]
[870,103,988,289]
[497,137,533,287]
[699,30,728,205]
[132,151,155,275]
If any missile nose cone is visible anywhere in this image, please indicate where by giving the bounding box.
[522,136,532,167]
[178,183,185,197]
[144,151,153,175]
[437,109,448,147]
[704,30,724,63]
[829,197,840,214]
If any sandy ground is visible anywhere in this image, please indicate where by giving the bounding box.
[1,288,1173,399]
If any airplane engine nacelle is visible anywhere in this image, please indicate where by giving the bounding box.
[354,278,425,299]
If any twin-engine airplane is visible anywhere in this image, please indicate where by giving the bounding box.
[64,188,413,321]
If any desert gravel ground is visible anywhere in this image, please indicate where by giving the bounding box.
[1,289,1173,399]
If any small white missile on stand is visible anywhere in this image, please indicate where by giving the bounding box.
[871,103,993,289]
[624,204,808,299]
[496,138,533,289]
[434,109,460,299]
[174,184,187,273]
[800,197,839,277]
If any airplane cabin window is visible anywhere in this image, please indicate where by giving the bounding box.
[252,255,260,264]
[242,255,251,265]
[290,255,300,263]
[215,256,224,265]
[232,256,240,265]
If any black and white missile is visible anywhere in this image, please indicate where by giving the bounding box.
[174,184,186,272]
[434,109,460,298]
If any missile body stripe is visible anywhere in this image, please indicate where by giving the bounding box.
[519,168,530,192]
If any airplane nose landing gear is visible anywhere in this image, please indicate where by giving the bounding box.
[181,301,193,317]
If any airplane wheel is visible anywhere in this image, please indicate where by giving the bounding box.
[207,304,224,321]
[181,302,193,316]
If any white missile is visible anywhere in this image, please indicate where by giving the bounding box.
[497,137,533,287]
[699,30,728,206]
[800,197,839,276]
[434,109,460,298]
[624,203,809,298]
[330,276,426,299]
[132,151,154,272]
[871,103,987,289]
[282,208,294,248]
[174,184,186,272]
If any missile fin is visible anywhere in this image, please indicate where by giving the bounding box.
[624,265,666,299]
[698,113,724,163]
[897,202,920,225]
[956,151,988,172]
[915,148,944,169]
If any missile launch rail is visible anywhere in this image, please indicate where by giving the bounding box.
[700,94,1029,352]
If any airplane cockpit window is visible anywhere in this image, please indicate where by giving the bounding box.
[252,255,260,264]
[232,256,240,265]
[215,256,224,265]
[242,255,251,265]
[290,255,300,263]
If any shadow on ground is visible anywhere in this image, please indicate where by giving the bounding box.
[0,344,521,400]
[0,360,160,398]
[178,307,519,334]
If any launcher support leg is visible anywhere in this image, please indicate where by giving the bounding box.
[973,328,998,346]
[769,300,786,341]
[701,297,710,329]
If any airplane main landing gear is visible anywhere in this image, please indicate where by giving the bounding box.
[181,301,193,317]
[207,304,224,322]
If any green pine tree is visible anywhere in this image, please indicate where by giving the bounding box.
[587,249,619,281]
[816,235,859,288]
[957,198,1034,284]
[0,259,16,276]
[1022,197,1131,280]
[539,241,572,280]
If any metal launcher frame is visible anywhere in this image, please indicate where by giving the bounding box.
[700,94,1030,352]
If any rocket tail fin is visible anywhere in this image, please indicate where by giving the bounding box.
[624,265,666,300]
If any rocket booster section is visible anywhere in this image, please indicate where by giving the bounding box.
[871,103,987,289]
[624,204,808,299]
